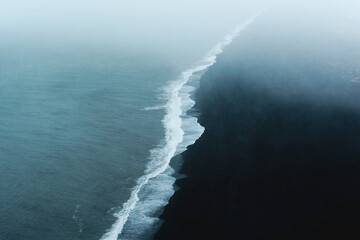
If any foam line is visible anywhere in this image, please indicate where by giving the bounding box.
[100,12,263,240]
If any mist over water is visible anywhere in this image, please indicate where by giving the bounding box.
[0,1,266,239]
[1,1,360,240]
[0,0,268,60]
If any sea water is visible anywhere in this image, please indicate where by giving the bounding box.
[0,46,173,240]
[0,13,261,240]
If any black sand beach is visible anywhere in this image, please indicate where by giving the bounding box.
[155,9,360,240]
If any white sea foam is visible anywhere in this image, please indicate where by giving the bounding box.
[100,12,263,240]
[72,204,83,233]
[143,105,166,111]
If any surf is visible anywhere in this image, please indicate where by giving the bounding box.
[100,12,263,240]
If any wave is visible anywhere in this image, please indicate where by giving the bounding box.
[99,12,263,240]
[143,105,166,111]
[72,204,83,233]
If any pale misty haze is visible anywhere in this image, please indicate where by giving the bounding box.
[0,0,266,57]
[1,1,359,59]
[1,1,360,240]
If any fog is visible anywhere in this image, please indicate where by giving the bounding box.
[1,0,360,91]
[0,0,266,59]
[1,1,360,239]
[1,1,359,59]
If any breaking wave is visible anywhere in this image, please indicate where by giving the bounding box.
[100,12,263,240]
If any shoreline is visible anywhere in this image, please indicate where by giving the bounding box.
[100,16,261,239]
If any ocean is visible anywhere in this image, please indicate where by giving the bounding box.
[5,2,359,239]
[0,13,260,239]
[0,46,172,240]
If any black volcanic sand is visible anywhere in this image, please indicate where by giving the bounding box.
[154,9,360,240]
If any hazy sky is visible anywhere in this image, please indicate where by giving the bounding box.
[0,0,268,57]
[0,1,359,58]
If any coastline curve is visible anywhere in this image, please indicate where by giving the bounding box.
[99,12,263,240]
